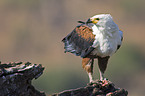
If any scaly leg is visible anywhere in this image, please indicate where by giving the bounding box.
[82,58,94,83]
[98,56,110,81]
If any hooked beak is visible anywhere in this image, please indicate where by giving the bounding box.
[86,18,92,24]
[86,18,100,24]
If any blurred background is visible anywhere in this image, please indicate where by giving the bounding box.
[0,0,145,96]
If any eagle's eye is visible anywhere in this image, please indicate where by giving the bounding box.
[95,18,100,20]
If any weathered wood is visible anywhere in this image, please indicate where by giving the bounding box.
[0,61,45,96]
[0,61,128,96]
[52,80,128,96]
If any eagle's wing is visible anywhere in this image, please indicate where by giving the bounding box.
[62,24,95,58]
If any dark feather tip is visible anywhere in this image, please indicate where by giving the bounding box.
[78,21,85,24]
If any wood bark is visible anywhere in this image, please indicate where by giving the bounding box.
[0,61,45,96]
[0,61,128,96]
[52,80,128,96]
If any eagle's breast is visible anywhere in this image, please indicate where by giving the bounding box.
[91,25,121,57]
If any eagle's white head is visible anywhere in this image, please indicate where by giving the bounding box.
[87,14,119,33]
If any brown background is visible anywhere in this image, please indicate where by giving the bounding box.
[0,0,145,96]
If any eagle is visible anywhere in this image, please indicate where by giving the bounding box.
[62,14,123,83]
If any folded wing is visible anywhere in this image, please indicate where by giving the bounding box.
[62,24,96,58]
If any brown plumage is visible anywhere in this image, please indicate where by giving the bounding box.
[62,14,123,83]
[62,24,95,58]
[75,25,95,41]
[62,23,110,83]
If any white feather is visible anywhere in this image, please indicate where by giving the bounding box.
[91,14,122,57]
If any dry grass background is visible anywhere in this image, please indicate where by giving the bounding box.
[0,0,145,96]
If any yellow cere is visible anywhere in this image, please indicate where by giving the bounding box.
[91,18,100,24]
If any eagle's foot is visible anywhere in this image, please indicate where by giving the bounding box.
[100,78,108,81]
[87,79,113,87]
[87,79,99,86]
[101,79,114,87]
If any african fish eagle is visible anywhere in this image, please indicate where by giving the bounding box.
[62,14,123,83]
